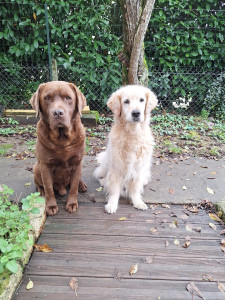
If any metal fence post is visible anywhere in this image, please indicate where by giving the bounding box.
[44,2,52,81]
[51,59,58,81]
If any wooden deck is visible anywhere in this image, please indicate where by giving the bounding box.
[14,200,225,300]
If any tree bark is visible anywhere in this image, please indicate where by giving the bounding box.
[118,0,155,86]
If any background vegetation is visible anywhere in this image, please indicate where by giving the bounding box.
[0,0,224,117]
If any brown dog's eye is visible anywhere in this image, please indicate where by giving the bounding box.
[124,99,130,104]
[44,96,51,101]
[140,98,144,102]
[65,96,72,101]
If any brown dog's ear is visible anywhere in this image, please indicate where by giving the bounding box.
[30,83,45,118]
[69,83,86,116]
[145,88,158,114]
[107,90,121,117]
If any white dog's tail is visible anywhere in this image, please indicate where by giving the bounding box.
[93,151,108,180]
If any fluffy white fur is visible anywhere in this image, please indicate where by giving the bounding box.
[94,85,158,214]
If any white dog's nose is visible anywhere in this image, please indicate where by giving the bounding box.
[132,110,140,118]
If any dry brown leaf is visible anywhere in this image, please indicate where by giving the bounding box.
[146,219,154,224]
[209,222,217,231]
[169,220,178,230]
[69,277,78,296]
[209,213,222,222]
[129,263,138,275]
[174,238,180,246]
[153,211,162,215]
[168,188,175,194]
[182,241,191,248]
[206,187,215,194]
[185,235,191,241]
[165,240,169,247]
[145,254,155,264]
[170,212,177,217]
[211,171,217,175]
[186,282,206,300]
[218,281,225,293]
[34,244,53,253]
[187,206,199,214]
[150,227,158,235]
[202,274,214,281]
[221,239,225,247]
[179,214,189,220]
[193,226,202,233]
[149,204,159,210]
[161,204,170,209]
[185,224,193,232]
[118,217,127,221]
[26,279,33,290]
[220,229,225,235]
[221,246,225,253]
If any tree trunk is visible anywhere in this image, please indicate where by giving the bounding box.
[118,0,155,86]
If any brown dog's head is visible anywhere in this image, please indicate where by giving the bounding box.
[107,85,158,123]
[30,81,86,130]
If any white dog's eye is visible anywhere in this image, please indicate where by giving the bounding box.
[124,99,130,104]
[140,98,145,102]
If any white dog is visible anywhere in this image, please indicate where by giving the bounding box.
[94,85,158,214]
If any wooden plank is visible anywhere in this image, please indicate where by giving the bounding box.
[37,233,224,258]
[14,276,225,300]
[4,106,90,116]
[43,217,223,239]
[26,252,225,281]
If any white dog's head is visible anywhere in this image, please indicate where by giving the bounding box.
[107,85,158,123]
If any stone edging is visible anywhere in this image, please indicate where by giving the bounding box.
[0,202,46,300]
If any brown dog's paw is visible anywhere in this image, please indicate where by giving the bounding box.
[66,201,78,213]
[46,204,59,216]
[78,180,87,192]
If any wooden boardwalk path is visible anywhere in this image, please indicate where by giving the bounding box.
[14,201,225,300]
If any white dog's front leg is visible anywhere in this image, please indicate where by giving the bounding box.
[105,182,120,214]
[129,180,148,210]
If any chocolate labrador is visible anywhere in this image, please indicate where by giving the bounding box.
[30,81,87,215]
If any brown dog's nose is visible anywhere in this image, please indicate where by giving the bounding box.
[53,109,64,118]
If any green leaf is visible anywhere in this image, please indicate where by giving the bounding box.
[6,260,18,274]
[29,207,40,214]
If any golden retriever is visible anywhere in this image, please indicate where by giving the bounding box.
[30,81,87,216]
[94,85,158,213]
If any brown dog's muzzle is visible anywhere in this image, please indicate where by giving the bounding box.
[53,108,64,119]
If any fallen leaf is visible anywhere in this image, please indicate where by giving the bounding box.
[129,263,138,275]
[182,241,191,248]
[169,220,178,230]
[95,186,103,192]
[209,213,222,222]
[161,204,170,209]
[221,239,225,247]
[118,217,127,221]
[218,281,225,293]
[150,227,158,235]
[34,244,53,253]
[186,206,199,214]
[168,188,175,194]
[69,277,78,296]
[149,204,158,210]
[174,238,180,246]
[201,165,208,169]
[202,274,214,282]
[221,246,225,253]
[220,229,225,235]
[206,187,215,194]
[145,254,155,264]
[185,225,193,232]
[146,219,154,224]
[153,211,162,215]
[169,212,177,217]
[185,236,191,241]
[210,171,217,175]
[26,279,33,290]
[186,282,206,300]
[25,182,31,187]
[209,222,217,231]
[165,240,169,247]
[179,214,189,220]
[182,186,187,190]
[193,226,201,233]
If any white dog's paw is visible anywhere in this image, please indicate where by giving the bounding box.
[133,200,148,210]
[105,202,118,214]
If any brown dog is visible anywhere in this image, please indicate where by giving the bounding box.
[30,81,87,216]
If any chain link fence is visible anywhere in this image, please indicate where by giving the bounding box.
[0,1,224,117]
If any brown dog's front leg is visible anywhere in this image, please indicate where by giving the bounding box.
[40,162,58,216]
[66,164,82,213]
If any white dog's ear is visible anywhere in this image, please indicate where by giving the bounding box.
[69,83,86,116]
[30,83,46,118]
[107,90,121,117]
[145,88,158,113]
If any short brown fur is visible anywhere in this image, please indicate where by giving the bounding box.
[30,81,87,216]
